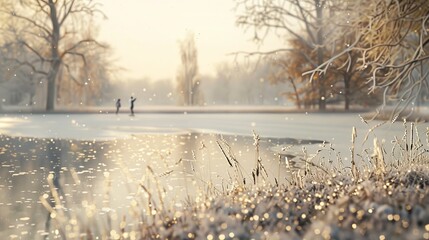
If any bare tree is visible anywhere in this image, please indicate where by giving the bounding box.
[307,0,429,115]
[235,0,338,110]
[0,0,107,111]
[176,32,202,106]
[57,24,113,107]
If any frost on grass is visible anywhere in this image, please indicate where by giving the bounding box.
[124,164,429,240]
[39,126,429,240]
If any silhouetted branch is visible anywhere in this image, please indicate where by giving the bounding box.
[63,62,84,87]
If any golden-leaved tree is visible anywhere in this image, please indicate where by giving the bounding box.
[309,0,429,114]
[270,38,317,109]
[235,0,337,110]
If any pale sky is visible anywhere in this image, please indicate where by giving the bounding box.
[98,0,285,81]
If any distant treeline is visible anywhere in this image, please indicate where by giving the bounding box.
[105,61,289,107]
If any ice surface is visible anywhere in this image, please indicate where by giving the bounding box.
[0,112,425,153]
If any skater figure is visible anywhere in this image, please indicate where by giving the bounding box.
[115,99,121,114]
[130,96,136,115]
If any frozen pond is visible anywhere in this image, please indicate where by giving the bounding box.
[0,112,426,158]
[0,112,427,238]
[0,112,423,144]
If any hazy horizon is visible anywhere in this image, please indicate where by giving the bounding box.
[98,0,285,82]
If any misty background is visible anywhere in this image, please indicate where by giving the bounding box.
[0,59,289,109]
[0,0,428,112]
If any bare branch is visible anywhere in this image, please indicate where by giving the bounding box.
[4,57,48,75]
[63,51,87,67]
[35,0,50,16]
[59,0,75,27]
[60,39,106,60]
[1,9,51,38]
[295,0,316,43]
[229,48,317,67]
[302,35,362,77]
[19,40,47,62]
[63,62,84,87]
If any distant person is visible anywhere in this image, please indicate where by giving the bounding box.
[130,96,136,116]
[115,99,121,114]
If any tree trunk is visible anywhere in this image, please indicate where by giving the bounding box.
[344,74,350,111]
[316,0,326,110]
[46,0,61,111]
[289,77,301,109]
[46,61,61,111]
